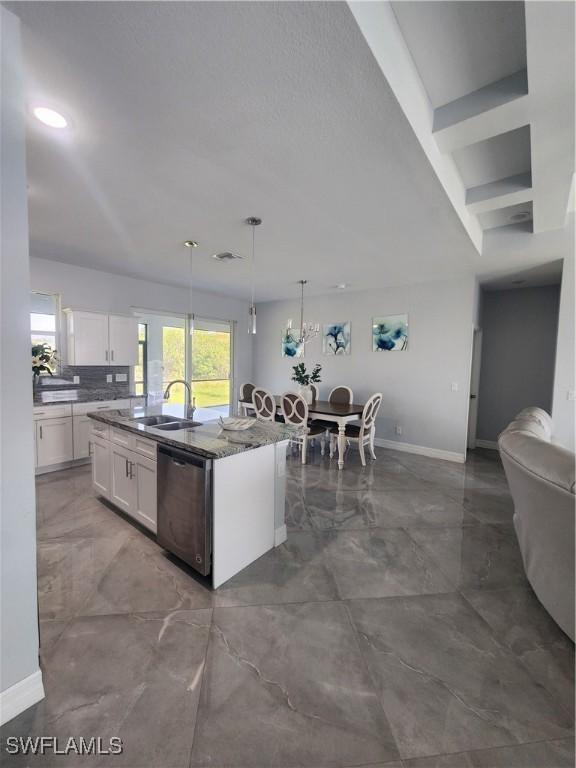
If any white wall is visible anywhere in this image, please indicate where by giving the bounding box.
[254,275,476,460]
[0,7,44,720]
[30,258,253,407]
[552,254,575,450]
[477,286,561,444]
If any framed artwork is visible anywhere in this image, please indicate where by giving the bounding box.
[372,314,408,351]
[323,322,351,355]
[281,329,304,358]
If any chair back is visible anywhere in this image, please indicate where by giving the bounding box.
[361,393,382,432]
[281,392,308,426]
[252,387,276,421]
[329,386,353,405]
[309,383,319,402]
[240,382,256,403]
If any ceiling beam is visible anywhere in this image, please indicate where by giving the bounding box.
[466,172,532,215]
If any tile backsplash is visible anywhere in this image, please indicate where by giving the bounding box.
[40,365,133,396]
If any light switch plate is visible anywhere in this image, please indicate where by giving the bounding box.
[451,382,459,392]
[106,374,113,383]
[395,425,403,435]
[115,373,128,382]
[73,375,80,384]
[568,389,575,401]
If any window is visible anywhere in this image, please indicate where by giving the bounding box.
[31,292,59,371]
[134,322,148,395]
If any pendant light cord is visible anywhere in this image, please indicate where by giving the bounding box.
[251,224,255,309]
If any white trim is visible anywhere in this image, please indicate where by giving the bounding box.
[274,524,287,547]
[374,437,465,464]
[475,439,499,450]
[0,670,45,726]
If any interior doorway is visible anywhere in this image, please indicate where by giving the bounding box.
[467,328,483,450]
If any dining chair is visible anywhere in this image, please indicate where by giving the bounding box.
[252,387,276,421]
[329,392,382,466]
[328,385,353,405]
[239,382,256,416]
[281,392,326,463]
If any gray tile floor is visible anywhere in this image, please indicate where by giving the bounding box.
[1,447,574,767]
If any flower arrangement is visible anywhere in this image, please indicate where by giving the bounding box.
[291,362,322,386]
[32,343,58,378]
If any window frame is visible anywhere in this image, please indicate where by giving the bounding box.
[30,292,61,375]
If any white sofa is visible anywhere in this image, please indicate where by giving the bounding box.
[498,407,575,640]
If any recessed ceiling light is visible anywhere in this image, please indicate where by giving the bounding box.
[33,106,68,128]
[184,240,199,248]
[212,251,244,262]
[333,283,348,289]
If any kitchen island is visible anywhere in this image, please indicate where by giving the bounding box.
[87,404,302,588]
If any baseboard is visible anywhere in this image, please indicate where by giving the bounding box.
[475,439,499,450]
[35,457,90,476]
[374,437,465,464]
[0,670,44,726]
[274,524,287,547]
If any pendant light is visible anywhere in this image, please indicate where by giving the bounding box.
[246,216,261,334]
[287,279,319,345]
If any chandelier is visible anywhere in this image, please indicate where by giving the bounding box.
[287,279,319,345]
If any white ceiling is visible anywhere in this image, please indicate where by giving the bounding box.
[453,126,531,190]
[13,1,481,302]
[391,1,527,109]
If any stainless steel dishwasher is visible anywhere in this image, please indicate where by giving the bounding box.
[157,445,212,577]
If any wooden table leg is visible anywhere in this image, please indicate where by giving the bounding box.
[337,422,346,469]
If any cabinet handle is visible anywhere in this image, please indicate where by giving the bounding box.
[111,350,114,361]
[88,442,93,457]
[105,350,108,362]
[125,458,129,477]
[39,425,43,439]
[129,461,135,479]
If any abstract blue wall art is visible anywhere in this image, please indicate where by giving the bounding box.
[281,329,304,358]
[323,322,351,355]
[372,315,408,352]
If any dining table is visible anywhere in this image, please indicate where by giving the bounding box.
[238,395,364,469]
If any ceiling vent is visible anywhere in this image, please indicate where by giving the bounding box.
[212,251,244,262]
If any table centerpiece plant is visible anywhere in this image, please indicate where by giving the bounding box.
[291,362,321,404]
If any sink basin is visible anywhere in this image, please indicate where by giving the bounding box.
[154,420,202,431]
[133,415,179,426]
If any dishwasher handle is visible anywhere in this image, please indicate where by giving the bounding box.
[158,444,211,470]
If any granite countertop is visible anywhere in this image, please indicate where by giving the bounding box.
[87,404,304,460]
[33,389,142,406]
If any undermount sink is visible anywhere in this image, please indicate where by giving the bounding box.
[154,420,202,431]
[133,415,179,426]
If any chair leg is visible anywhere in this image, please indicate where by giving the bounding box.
[358,438,366,467]
[320,436,325,456]
[302,436,307,465]
[369,430,377,460]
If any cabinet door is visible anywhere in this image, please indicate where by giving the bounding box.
[110,445,135,513]
[73,415,92,459]
[68,311,109,365]
[133,454,157,532]
[109,315,138,366]
[36,417,73,467]
[91,435,111,499]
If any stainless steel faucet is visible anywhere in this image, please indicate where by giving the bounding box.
[163,380,196,419]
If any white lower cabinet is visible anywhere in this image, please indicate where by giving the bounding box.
[73,415,92,459]
[91,435,111,498]
[36,417,74,468]
[92,425,157,533]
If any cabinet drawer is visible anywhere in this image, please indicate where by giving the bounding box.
[33,404,72,420]
[75,399,131,416]
[111,426,133,449]
[89,420,110,440]
[133,435,157,461]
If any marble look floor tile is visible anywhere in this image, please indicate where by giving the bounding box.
[404,737,575,767]
[324,529,454,599]
[80,532,213,616]
[446,488,515,525]
[392,454,508,492]
[213,531,339,607]
[463,586,575,716]
[37,532,130,620]
[190,601,399,767]
[347,594,573,760]
[287,457,430,493]
[37,497,130,542]
[38,620,69,658]
[35,466,97,522]
[1,609,211,768]
[408,524,527,590]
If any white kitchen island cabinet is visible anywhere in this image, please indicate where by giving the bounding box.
[87,404,300,588]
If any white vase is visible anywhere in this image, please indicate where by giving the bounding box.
[299,385,313,404]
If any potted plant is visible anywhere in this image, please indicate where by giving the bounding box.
[32,343,58,389]
[291,362,321,404]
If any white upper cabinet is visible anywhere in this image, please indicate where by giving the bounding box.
[109,315,138,366]
[64,310,138,366]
